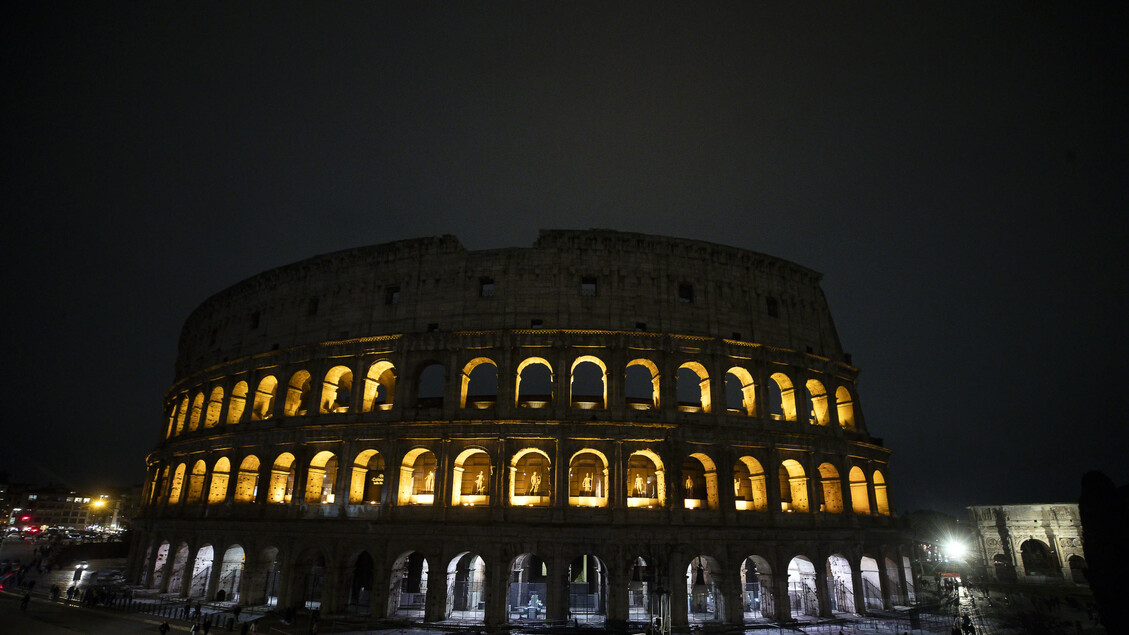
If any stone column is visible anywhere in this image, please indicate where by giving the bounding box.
[815,564,833,618]
[320,561,343,614]
[369,554,387,617]
[772,570,791,623]
[720,563,745,624]
[546,556,566,621]
[605,550,628,630]
[483,548,509,627]
[850,562,866,614]
[877,552,892,610]
[425,554,447,622]
[669,556,688,627]
[207,558,224,601]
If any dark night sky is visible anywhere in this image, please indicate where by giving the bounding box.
[3,4,1126,517]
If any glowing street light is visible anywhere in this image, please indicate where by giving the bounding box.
[943,538,968,561]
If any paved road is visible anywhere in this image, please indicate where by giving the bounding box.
[0,590,195,634]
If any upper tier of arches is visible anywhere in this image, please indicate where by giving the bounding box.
[163,343,863,439]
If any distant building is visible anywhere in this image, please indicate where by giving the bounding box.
[967,504,1088,585]
[5,484,138,534]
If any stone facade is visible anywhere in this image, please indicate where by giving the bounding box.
[967,504,1088,585]
[130,230,911,627]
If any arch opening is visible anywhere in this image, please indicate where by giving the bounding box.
[826,554,855,615]
[350,450,385,505]
[570,356,607,409]
[676,362,711,413]
[389,551,429,620]
[506,553,547,623]
[452,448,491,506]
[445,552,486,622]
[627,450,665,507]
[734,457,768,511]
[516,358,553,409]
[321,365,354,413]
[741,555,774,623]
[787,556,819,618]
[725,367,756,416]
[510,449,551,506]
[304,451,338,504]
[779,459,809,512]
[363,361,396,411]
[625,359,659,410]
[687,555,723,623]
[460,358,498,409]
[569,554,608,625]
[399,448,437,505]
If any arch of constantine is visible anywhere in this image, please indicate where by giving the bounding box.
[130,230,912,627]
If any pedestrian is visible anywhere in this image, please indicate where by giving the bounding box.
[160,622,171,634]
[191,621,201,634]
[240,621,250,635]
[21,592,31,611]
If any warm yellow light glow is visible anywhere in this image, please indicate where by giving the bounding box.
[91,500,106,508]
[944,539,968,560]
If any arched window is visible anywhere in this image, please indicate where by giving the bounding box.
[168,463,186,504]
[627,450,665,507]
[227,381,248,424]
[806,380,830,426]
[779,459,808,512]
[398,448,437,505]
[625,359,659,410]
[266,453,296,504]
[460,358,498,409]
[677,362,711,413]
[208,457,230,504]
[570,356,607,409]
[362,361,396,411]
[416,363,445,408]
[251,376,277,421]
[849,467,870,514]
[204,387,224,428]
[164,405,176,439]
[510,448,551,506]
[304,451,338,504]
[186,460,207,503]
[873,470,889,515]
[768,373,796,421]
[283,370,312,417]
[516,357,553,409]
[681,453,718,510]
[452,449,492,506]
[188,392,205,431]
[817,463,842,513]
[568,449,608,507]
[835,386,855,430]
[725,367,756,416]
[175,397,189,435]
[234,456,260,503]
[349,450,385,504]
[733,457,767,511]
[320,366,353,413]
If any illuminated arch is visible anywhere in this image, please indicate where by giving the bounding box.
[768,372,797,421]
[459,357,498,409]
[283,370,312,417]
[349,449,385,504]
[186,460,207,503]
[682,452,719,510]
[568,448,609,507]
[227,381,248,424]
[849,467,870,514]
[362,360,396,411]
[398,447,437,505]
[733,456,767,511]
[515,357,553,408]
[625,358,660,410]
[509,448,551,506]
[266,452,296,504]
[873,470,889,515]
[187,392,204,432]
[779,459,809,512]
[164,405,176,439]
[816,462,843,513]
[207,457,231,504]
[570,355,607,409]
[251,375,277,421]
[320,365,354,414]
[835,386,855,430]
[451,448,492,506]
[677,362,711,413]
[806,379,830,426]
[234,455,260,503]
[304,450,339,504]
[168,463,186,504]
[627,449,666,507]
[175,397,189,435]
[204,387,224,428]
[725,367,756,416]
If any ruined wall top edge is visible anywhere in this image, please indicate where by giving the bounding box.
[175,230,846,378]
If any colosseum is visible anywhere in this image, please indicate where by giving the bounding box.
[129,229,912,628]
